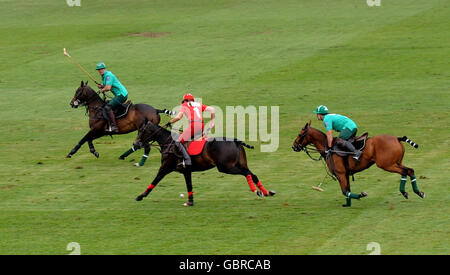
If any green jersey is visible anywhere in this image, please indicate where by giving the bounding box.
[323,114,357,132]
[102,70,128,98]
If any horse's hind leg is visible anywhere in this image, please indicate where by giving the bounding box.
[380,163,424,199]
[400,165,424,199]
[218,166,260,196]
[250,174,275,197]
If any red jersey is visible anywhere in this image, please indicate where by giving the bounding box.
[179,101,207,121]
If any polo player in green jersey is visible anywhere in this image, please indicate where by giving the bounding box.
[314,105,362,160]
[96,62,128,133]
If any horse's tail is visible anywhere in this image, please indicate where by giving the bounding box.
[234,139,255,149]
[156,108,175,116]
[398,136,419,149]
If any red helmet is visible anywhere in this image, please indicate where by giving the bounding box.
[182,93,194,103]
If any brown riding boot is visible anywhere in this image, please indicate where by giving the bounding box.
[107,109,119,133]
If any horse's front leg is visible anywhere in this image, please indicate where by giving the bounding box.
[330,156,367,207]
[134,144,151,167]
[136,167,172,201]
[336,173,367,207]
[183,167,194,206]
[88,140,99,158]
[66,130,95,158]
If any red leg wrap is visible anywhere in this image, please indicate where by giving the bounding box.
[256,181,268,196]
[246,175,257,192]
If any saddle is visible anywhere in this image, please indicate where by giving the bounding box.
[184,136,209,156]
[333,132,369,157]
[113,100,133,119]
[101,101,133,122]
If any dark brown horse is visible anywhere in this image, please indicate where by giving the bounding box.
[134,121,275,206]
[292,122,424,207]
[67,81,171,160]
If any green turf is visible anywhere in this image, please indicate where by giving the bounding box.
[0,0,449,254]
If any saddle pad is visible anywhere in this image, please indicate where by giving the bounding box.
[188,138,208,155]
[115,102,132,119]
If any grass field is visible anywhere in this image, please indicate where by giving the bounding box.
[0,0,449,255]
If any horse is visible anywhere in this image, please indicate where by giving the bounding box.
[67,81,172,163]
[133,121,275,206]
[292,121,424,207]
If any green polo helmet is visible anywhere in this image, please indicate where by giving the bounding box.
[313,105,329,114]
[96,62,106,70]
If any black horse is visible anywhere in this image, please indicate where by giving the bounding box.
[134,121,275,206]
[67,81,171,162]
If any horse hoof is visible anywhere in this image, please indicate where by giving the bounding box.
[183,201,194,207]
[417,192,425,198]
[401,192,409,199]
[118,156,125,160]
[94,152,99,158]
[66,154,72,158]
[359,192,368,198]
[342,204,351,207]
[136,195,144,201]
[134,163,141,167]
[256,190,264,197]
[269,190,276,196]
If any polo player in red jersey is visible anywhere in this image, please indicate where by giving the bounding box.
[166,93,215,168]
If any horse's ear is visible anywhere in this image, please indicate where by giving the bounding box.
[85,80,88,86]
[304,122,309,129]
[81,80,84,87]
[308,120,311,127]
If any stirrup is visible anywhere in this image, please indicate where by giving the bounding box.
[352,151,362,160]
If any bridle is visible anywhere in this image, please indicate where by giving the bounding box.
[138,122,173,148]
[294,126,325,161]
[73,85,104,107]
[293,125,337,181]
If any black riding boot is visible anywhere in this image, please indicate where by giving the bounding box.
[106,106,119,133]
[341,140,362,160]
[175,141,192,168]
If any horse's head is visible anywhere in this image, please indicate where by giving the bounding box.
[134,120,160,149]
[70,81,96,108]
[292,121,312,152]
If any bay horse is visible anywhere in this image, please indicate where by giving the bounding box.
[67,81,171,162]
[292,121,424,207]
[134,121,275,206]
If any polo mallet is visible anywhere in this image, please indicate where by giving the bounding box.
[312,172,327,192]
[312,183,324,192]
[63,48,100,85]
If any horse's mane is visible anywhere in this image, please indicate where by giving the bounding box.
[306,125,328,146]
[84,85,102,101]
[149,123,178,144]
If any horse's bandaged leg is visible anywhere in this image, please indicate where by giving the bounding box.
[246,175,257,192]
[120,147,135,159]
[346,191,361,199]
[400,175,407,193]
[256,181,269,196]
[410,176,420,193]
[139,154,148,166]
